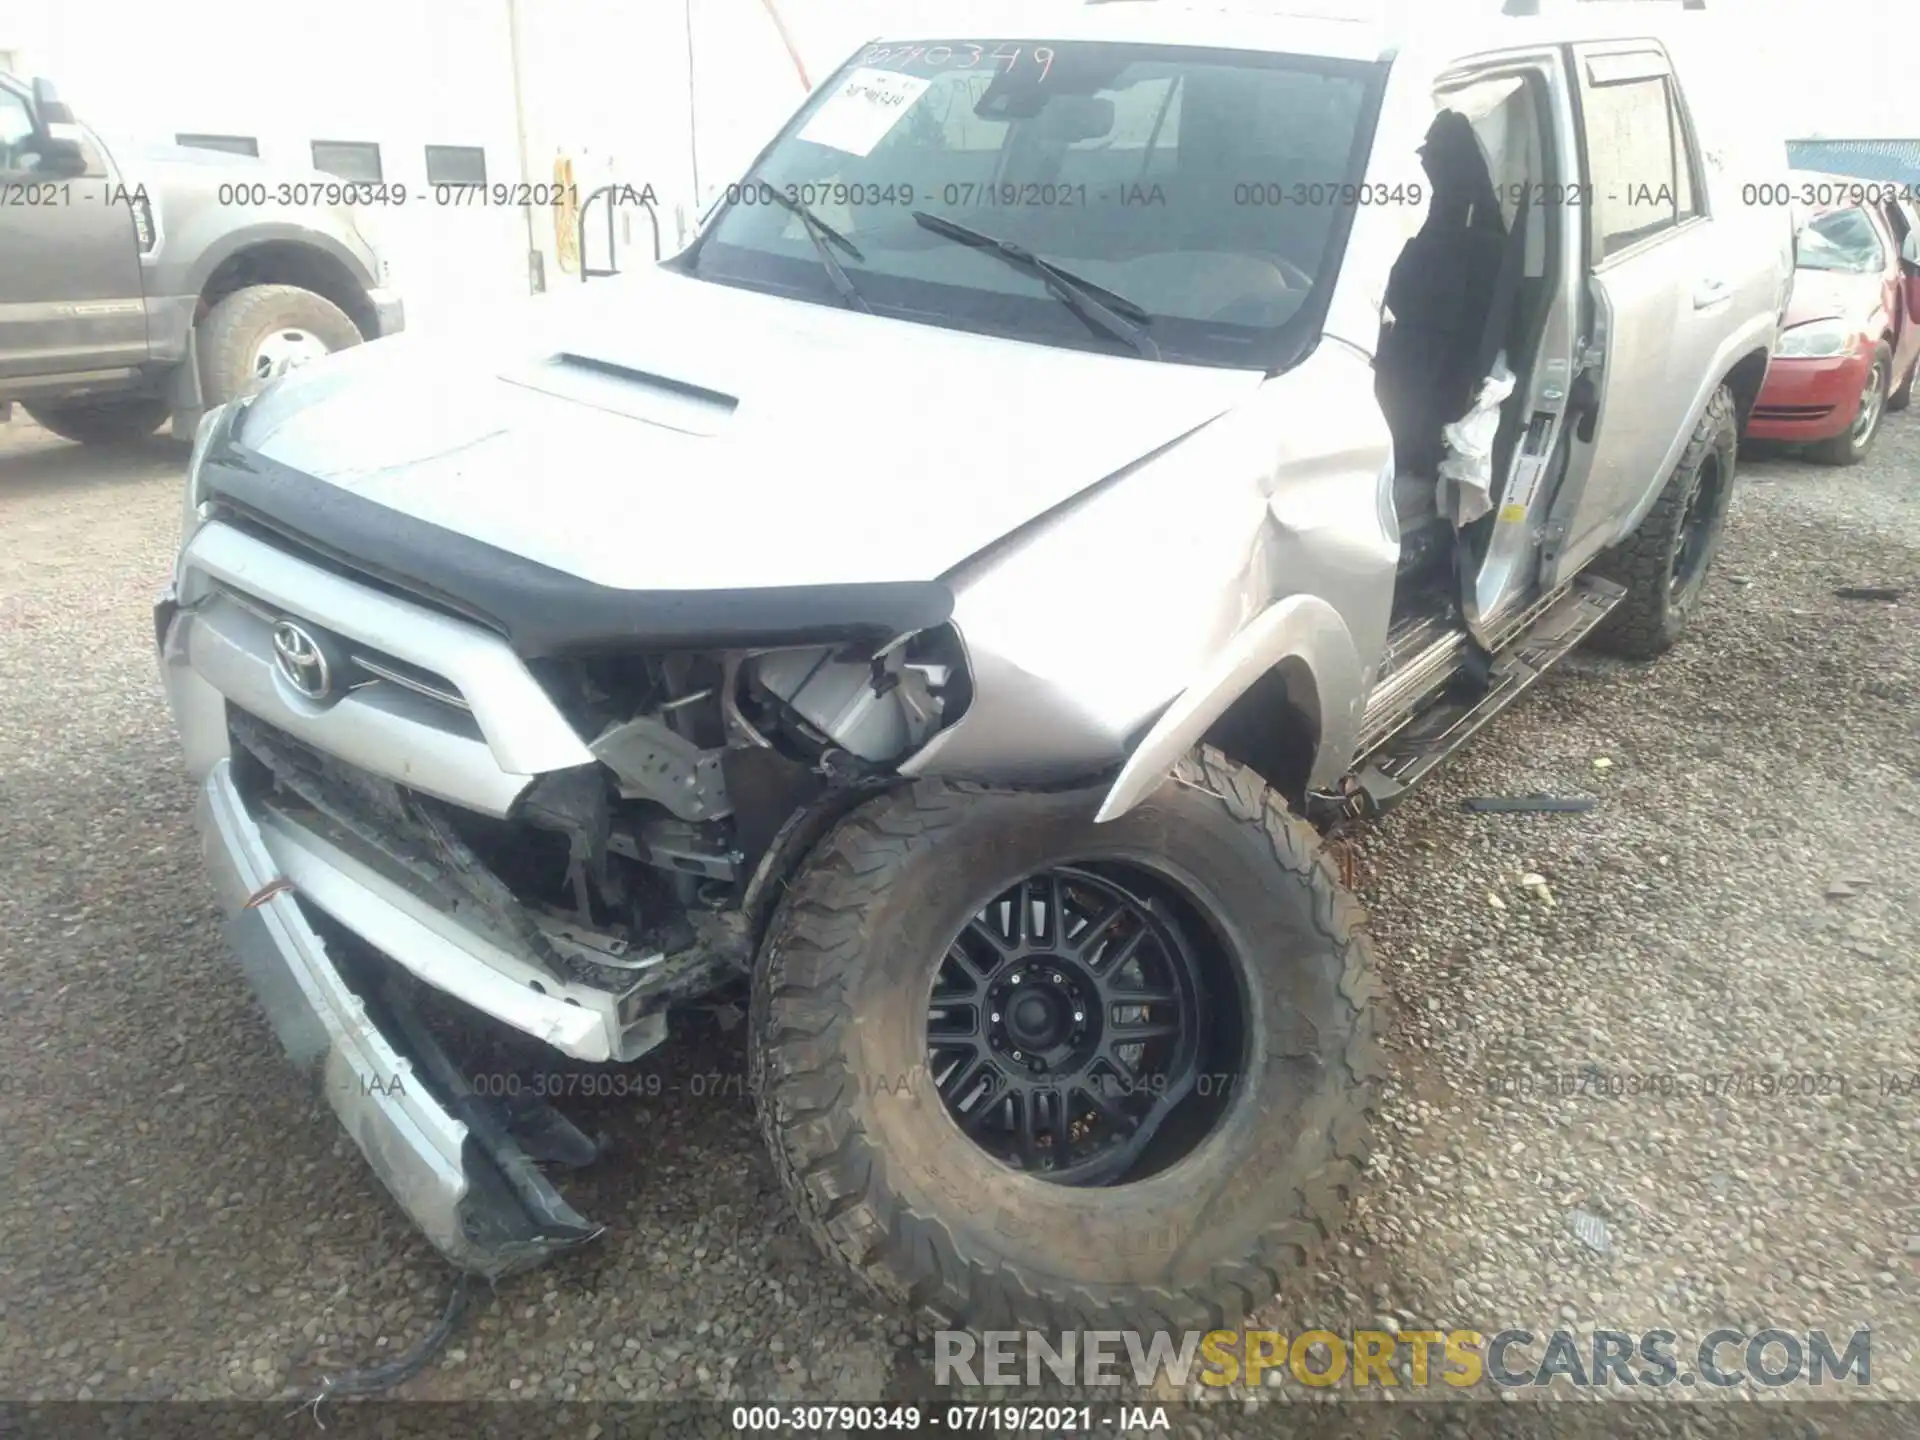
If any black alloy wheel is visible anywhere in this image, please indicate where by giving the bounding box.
[750,751,1386,1333]
[927,865,1231,1186]
[1669,448,1727,600]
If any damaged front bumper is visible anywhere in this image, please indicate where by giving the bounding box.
[158,588,608,1279]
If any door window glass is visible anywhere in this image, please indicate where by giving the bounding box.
[1578,59,1699,258]
[0,88,35,171]
[1667,82,1697,221]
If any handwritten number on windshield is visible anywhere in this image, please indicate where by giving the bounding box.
[859,42,1053,81]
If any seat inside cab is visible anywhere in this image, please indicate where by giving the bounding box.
[1375,78,1554,611]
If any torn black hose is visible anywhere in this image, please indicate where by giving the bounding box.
[291,1269,480,1422]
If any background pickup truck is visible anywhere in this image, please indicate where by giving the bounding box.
[1,73,402,444]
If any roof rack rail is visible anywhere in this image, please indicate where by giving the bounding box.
[1504,0,1704,12]
[1081,0,1392,14]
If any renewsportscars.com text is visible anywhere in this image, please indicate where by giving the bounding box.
[936,1327,1872,1391]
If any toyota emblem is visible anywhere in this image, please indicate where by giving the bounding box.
[271,620,335,701]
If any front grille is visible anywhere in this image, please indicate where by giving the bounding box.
[217,582,468,713]
[228,711,621,988]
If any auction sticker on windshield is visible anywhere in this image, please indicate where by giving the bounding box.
[798,68,933,158]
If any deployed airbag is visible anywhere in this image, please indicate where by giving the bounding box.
[1437,357,1516,526]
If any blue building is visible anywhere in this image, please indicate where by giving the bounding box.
[1787,139,1920,185]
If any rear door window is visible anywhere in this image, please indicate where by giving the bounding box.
[1575,50,1702,260]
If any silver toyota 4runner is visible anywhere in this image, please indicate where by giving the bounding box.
[156,0,1790,1330]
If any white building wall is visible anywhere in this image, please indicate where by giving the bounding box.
[684,0,967,212]
[0,0,963,327]
[505,0,697,290]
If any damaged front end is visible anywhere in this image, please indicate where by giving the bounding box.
[159,483,973,1276]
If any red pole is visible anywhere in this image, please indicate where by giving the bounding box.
[757,0,811,90]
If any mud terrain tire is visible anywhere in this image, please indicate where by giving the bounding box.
[750,747,1387,1332]
[1587,383,1738,660]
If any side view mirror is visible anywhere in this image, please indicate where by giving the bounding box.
[25,76,87,174]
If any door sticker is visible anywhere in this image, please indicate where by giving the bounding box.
[797,68,933,158]
[1501,453,1549,523]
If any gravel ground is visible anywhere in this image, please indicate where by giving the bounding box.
[0,403,1914,1434]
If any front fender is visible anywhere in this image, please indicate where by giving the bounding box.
[1609,311,1779,550]
[1095,593,1364,824]
[173,221,378,303]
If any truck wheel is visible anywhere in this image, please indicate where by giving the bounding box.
[1587,383,1738,660]
[196,284,363,406]
[750,748,1387,1332]
[1809,343,1891,465]
[23,396,169,446]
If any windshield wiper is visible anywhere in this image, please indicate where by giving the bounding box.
[750,182,872,314]
[909,210,1160,360]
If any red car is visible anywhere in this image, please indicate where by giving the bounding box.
[1746,182,1920,464]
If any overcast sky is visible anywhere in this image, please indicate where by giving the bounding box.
[1706,0,1910,135]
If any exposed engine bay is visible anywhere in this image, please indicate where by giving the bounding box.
[227,623,974,1042]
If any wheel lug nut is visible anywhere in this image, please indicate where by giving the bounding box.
[1052,973,1063,984]
[1073,1011,1084,1023]
[1011,972,1023,985]
[1011,1050,1023,1061]
[990,1012,1002,1023]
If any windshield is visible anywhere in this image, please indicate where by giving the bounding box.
[676,39,1386,369]
[1796,207,1886,274]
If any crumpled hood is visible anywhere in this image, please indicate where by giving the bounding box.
[236,268,1265,591]
[1783,268,1881,332]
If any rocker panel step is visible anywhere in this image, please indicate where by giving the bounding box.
[1354,574,1626,812]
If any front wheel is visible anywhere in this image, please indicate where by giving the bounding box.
[195,284,364,407]
[1587,383,1738,660]
[751,748,1387,1332]
[1809,343,1891,465]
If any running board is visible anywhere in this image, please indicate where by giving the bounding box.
[1352,575,1626,814]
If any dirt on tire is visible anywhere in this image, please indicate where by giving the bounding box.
[750,747,1388,1334]
[195,284,364,407]
[1587,384,1739,661]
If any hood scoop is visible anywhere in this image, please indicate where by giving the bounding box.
[501,352,740,436]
